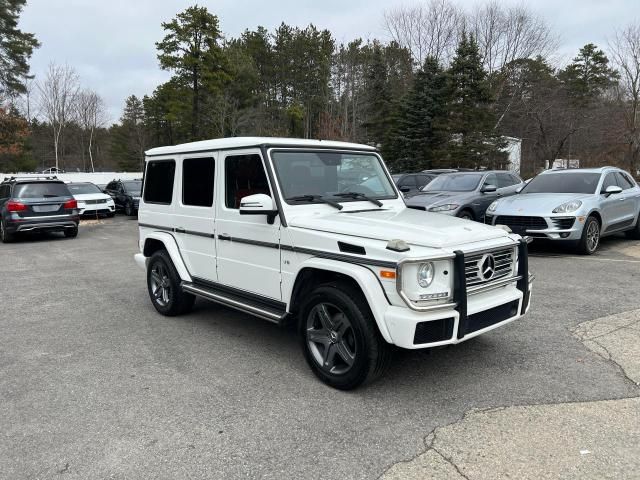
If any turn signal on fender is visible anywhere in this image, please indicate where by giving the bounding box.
[380,270,396,279]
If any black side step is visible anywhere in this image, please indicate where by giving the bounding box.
[181,280,288,324]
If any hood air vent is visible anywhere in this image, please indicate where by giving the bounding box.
[338,241,366,255]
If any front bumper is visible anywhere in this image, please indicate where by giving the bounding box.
[485,214,584,241]
[384,238,533,349]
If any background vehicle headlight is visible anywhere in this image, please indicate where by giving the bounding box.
[428,204,458,212]
[552,200,582,213]
[488,200,499,212]
[417,262,435,288]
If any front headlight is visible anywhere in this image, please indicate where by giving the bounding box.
[417,262,435,288]
[552,200,582,213]
[487,200,499,212]
[428,204,458,212]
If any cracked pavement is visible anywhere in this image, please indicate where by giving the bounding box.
[1,217,639,479]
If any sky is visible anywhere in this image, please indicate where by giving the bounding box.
[19,0,640,123]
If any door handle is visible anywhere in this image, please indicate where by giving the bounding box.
[218,234,231,241]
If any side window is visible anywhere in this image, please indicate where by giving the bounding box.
[602,173,617,191]
[615,172,635,190]
[144,160,176,204]
[496,173,514,188]
[398,176,417,188]
[0,185,8,199]
[225,154,270,209]
[484,173,498,187]
[417,175,432,188]
[183,157,215,207]
[510,174,523,184]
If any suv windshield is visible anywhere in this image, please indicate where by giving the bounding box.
[423,173,483,192]
[123,181,142,195]
[271,151,397,203]
[523,172,600,194]
[13,182,70,198]
[68,183,102,195]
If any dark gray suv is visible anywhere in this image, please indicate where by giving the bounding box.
[405,171,524,221]
[0,177,80,243]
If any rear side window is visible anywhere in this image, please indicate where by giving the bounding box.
[14,182,70,198]
[144,160,175,204]
[183,157,215,207]
[398,176,416,188]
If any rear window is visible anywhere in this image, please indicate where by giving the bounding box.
[68,183,102,195]
[144,161,175,204]
[14,182,70,198]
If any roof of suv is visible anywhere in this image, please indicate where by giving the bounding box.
[541,167,619,174]
[145,137,377,157]
[2,176,63,184]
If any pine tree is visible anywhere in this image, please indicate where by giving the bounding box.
[444,33,505,168]
[110,96,148,171]
[363,43,392,146]
[559,43,618,103]
[386,56,448,171]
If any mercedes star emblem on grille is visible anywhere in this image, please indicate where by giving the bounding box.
[478,253,496,281]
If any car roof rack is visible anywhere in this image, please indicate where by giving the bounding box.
[2,175,59,182]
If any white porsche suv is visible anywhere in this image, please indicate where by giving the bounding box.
[134,137,534,389]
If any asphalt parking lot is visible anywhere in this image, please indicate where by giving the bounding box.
[1,216,639,479]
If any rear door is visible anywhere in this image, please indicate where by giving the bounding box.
[174,155,218,282]
[214,150,282,300]
[13,182,73,219]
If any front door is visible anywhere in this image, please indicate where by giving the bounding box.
[215,150,282,300]
[600,172,626,230]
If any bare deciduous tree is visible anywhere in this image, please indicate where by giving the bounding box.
[470,1,557,76]
[36,63,79,170]
[609,23,640,174]
[75,89,107,172]
[384,0,462,65]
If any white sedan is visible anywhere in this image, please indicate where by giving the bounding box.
[67,182,115,217]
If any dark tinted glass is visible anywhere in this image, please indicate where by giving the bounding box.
[14,182,70,198]
[523,172,600,194]
[497,173,516,188]
[143,161,175,204]
[183,157,215,207]
[123,181,142,194]
[225,154,270,209]
[398,176,417,187]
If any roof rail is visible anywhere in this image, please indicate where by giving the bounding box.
[2,175,59,182]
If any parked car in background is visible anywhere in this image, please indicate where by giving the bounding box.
[41,167,65,174]
[485,167,640,254]
[0,176,79,243]
[392,173,436,197]
[405,171,524,221]
[67,182,115,217]
[421,168,476,175]
[104,179,142,216]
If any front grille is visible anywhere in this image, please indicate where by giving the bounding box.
[465,246,516,287]
[413,318,454,344]
[551,217,575,229]
[467,300,519,334]
[84,199,107,205]
[495,215,548,231]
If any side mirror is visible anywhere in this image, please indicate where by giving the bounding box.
[603,185,623,196]
[481,184,497,193]
[399,186,411,193]
[239,193,278,224]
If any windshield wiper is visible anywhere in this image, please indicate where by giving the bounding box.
[286,194,343,210]
[334,192,383,207]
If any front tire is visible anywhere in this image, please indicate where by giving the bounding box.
[577,215,600,255]
[456,209,474,221]
[147,250,195,316]
[299,282,392,390]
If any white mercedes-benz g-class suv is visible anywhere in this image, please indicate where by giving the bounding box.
[134,137,533,389]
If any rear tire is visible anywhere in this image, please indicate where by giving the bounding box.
[577,215,600,255]
[64,227,78,238]
[1,220,14,243]
[147,250,195,316]
[625,215,640,239]
[299,281,392,390]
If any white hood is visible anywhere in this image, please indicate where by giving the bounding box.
[73,193,112,201]
[288,207,509,249]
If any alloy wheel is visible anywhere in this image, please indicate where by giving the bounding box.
[306,302,357,375]
[150,263,171,307]
[586,220,600,252]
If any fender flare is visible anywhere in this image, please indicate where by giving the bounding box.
[286,258,393,343]
[143,231,192,282]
